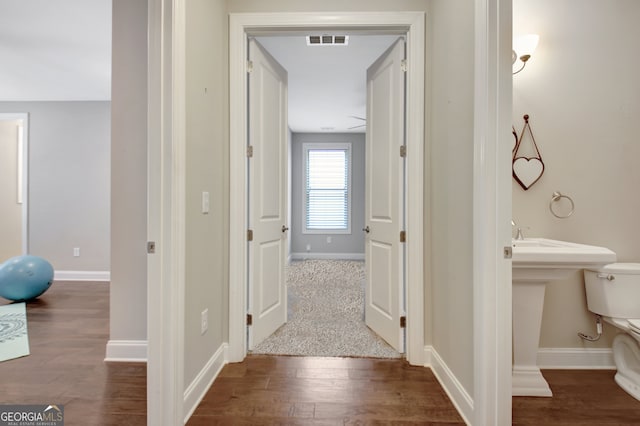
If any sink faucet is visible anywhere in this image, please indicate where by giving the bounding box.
[512,220,526,240]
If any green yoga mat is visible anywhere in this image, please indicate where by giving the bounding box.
[0,302,30,362]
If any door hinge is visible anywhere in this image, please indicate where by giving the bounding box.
[247,229,254,241]
[400,231,406,243]
[247,60,254,73]
[400,316,407,328]
[147,241,156,254]
[247,145,253,158]
[400,145,407,158]
[401,59,408,72]
[246,314,253,326]
[504,246,513,259]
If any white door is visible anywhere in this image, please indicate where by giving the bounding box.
[247,39,289,349]
[0,120,24,262]
[364,39,406,353]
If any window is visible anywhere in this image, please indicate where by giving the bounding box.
[303,143,352,234]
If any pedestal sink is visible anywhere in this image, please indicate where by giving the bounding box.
[511,238,616,397]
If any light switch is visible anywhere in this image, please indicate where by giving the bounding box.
[202,191,210,214]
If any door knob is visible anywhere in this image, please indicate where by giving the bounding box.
[362,226,370,233]
[282,225,289,233]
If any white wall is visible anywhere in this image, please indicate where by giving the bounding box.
[513,0,640,351]
[110,0,147,346]
[184,0,229,388]
[290,133,365,258]
[0,102,110,272]
[428,0,476,397]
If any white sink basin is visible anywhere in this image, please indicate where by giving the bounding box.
[511,238,616,397]
[512,238,616,273]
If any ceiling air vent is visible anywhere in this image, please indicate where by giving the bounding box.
[306,35,349,46]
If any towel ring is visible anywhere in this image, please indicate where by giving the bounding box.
[549,191,574,219]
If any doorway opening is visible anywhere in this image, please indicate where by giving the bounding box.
[229,12,426,366]
[0,113,29,261]
[247,33,404,358]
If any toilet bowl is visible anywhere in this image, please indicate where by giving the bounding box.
[584,263,640,401]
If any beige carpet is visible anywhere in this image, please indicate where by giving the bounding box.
[251,259,401,358]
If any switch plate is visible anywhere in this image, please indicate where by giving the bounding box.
[73,247,80,257]
[201,309,208,335]
[202,191,210,214]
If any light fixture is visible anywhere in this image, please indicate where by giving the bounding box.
[512,34,539,75]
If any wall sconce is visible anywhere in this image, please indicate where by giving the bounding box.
[513,34,539,75]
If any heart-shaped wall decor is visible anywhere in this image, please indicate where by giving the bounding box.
[513,157,544,190]
[512,114,544,191]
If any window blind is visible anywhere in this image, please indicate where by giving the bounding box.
[305,148,349,230]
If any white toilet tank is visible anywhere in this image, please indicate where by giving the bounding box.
[584,263,640,319]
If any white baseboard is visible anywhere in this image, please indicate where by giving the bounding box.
[290,252,364,261]
[183,344,228,423]
[54,270,111,282]
[425,346,472,425]
[105,340,147,362]
[537,347,615,369]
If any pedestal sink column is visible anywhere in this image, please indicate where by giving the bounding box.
[511,237,616,397]
[512,279,552,397]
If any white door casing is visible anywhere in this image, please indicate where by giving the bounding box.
[364,39,406,353]
[247,39,289,349]
[229,11,425,366]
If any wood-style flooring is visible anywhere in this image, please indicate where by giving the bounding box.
[3,282,640,425]
[0,282,146,425]
[187,355,465,425]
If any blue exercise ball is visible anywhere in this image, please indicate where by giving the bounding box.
[0,255,54,302]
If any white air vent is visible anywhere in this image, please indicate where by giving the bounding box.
[306,35,349,46]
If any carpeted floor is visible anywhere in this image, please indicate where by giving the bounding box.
[251,259,401,358]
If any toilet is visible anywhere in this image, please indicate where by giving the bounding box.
[584,263,640,401]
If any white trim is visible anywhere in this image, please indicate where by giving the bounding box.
[537,347,615,369]
[183,344,228,423]
[146,0,186,425]
[426,345,473,425]
[54,270,110,281]
[290,252,364,261]
[0,113,29,255]
[472,0,512,424]
[105,340,148,362]
[229,11,425,366]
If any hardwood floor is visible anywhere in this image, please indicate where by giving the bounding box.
[3,282,640,425]
[0,282,146,426]
[188,355,465,425]
[513,369,640,425]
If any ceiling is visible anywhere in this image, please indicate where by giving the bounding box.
[257,35,399,133]
[0,1,398,133]
[0,0,112,101]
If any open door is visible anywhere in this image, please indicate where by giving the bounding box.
[247,39,289,349]
[364,38,406,353]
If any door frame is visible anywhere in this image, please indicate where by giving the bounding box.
[229,12,425,365]
[0,113,29,256]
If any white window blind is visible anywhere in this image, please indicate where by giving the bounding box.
[304,144,351,233]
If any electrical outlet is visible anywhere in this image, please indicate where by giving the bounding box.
[306,244,311,252]
[73,247,80,257]
[326,236,332,244]
[201,309,208,335]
